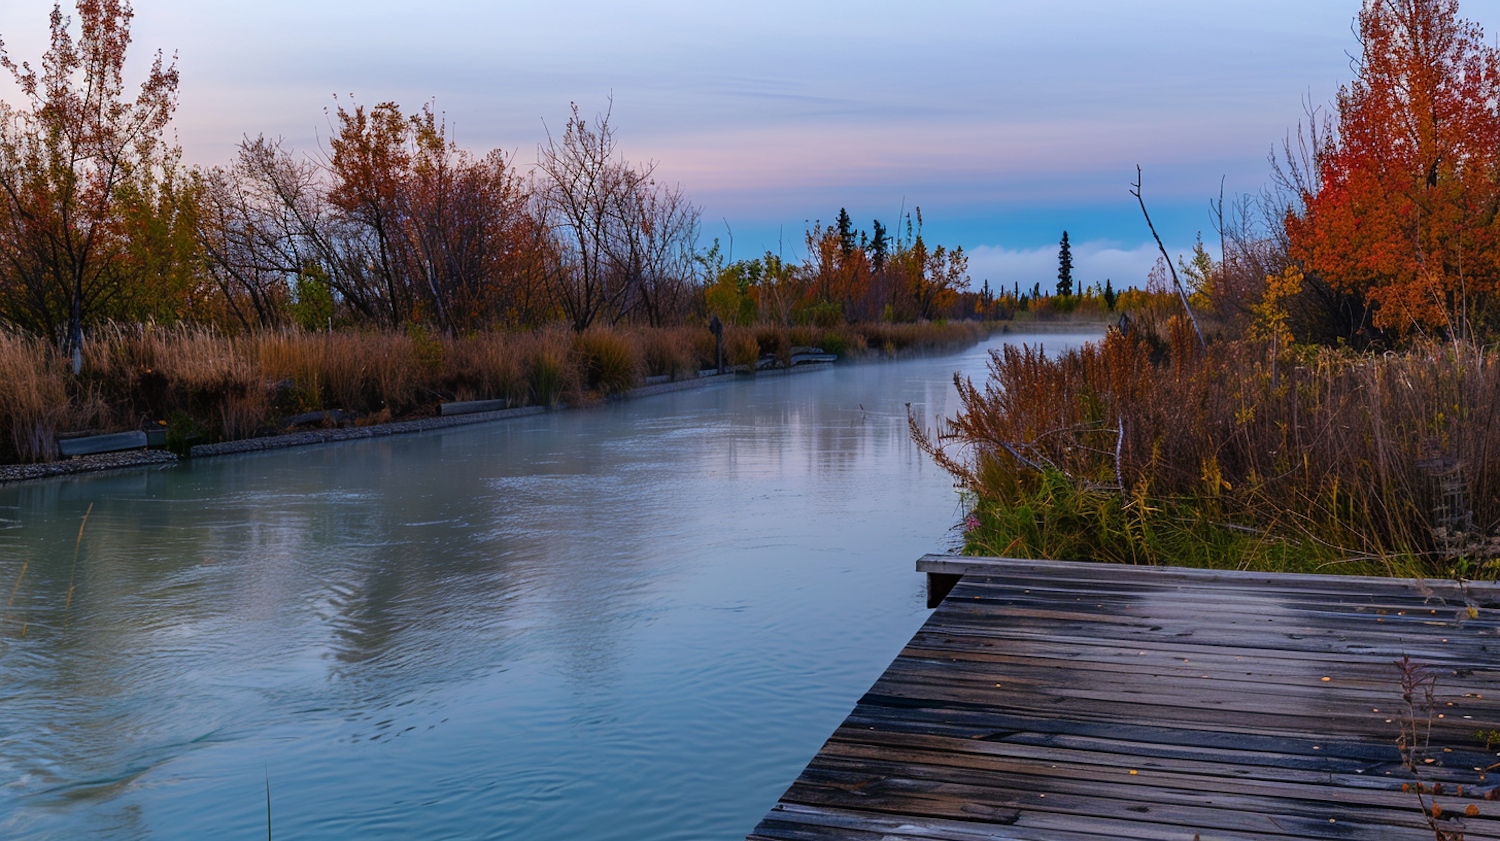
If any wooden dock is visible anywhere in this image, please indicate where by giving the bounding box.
[750,555,1500,840]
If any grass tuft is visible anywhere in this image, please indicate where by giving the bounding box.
[573,327,640,395]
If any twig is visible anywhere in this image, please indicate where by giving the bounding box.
[999,441,1051,475]
[1131,165,1206,350]
[1397,656,1467,840]
[1115,416,1126,497]
[1212,521,1265,535]
[8,559,28,609]
[63,503,93,624]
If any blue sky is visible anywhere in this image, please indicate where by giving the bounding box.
[4,0,1500,289]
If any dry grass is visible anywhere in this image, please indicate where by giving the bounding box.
[0,319,993,463]
[725,328,762,370]
[573,327,641,395]
[0,333,96,463]
[638,327,702,380]
[441,333,526,403]
[519,326,574,407]
[916,320,1500,577]
[853,321,989,355]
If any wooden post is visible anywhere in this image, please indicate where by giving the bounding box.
[925,572,962,608]
[709,315,724,374]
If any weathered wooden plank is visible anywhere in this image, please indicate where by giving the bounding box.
[819,725,1407,788]
[894,642,1500,692]
[806,743,1487,811]
[750,558,1500,840]
[874,656,1500,711]
[755,802,1327,841]
[933,584,1495,626]
[823,719,1500,791]
[912,614,1497,662]
[839,700,1487,777]
[942,575,1495,619]
[895,638,1499,689]
[776,769,1455,839]
[917,554,1500,598]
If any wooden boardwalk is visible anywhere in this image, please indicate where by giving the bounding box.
[750,556,1500,841]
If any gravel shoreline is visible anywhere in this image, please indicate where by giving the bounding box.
[0,450,180,484]
[0,366,834,486]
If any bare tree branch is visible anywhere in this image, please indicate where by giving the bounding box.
[1131,165,1206,350]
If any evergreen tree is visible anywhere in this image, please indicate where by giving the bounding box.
[1102,278,1118,310]
[867,219,888,271]
[1056,230,1074,297]
[836,208,856,257]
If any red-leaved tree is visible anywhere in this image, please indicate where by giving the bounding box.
[1288,0,1500,337]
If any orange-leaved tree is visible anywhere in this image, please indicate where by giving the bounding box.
[0,0,187,370]
[1287,0,1500,337]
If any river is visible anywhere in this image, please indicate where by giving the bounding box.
[0,330,1102,840]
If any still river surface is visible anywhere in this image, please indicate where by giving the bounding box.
[0,330,1101,840]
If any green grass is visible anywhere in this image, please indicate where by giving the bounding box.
[960,469,1432,577]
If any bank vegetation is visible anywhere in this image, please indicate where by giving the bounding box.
[0,2,1050,464]
[918,0,1500,580]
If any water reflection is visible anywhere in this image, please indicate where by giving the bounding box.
[0,331,1102,840]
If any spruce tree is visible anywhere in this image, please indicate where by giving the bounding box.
[836,208,856,256]
[1103,278,1118,310]
[867,219,888,270]
[1056,231,1074,297]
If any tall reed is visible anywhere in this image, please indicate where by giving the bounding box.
[573,327,641,395]
[916,322,1500,577]
[0,333,84,463]
[0,319,994,463]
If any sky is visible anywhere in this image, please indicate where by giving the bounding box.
[4,0,1500,290]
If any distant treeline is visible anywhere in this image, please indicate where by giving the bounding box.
[0,1,1078,362]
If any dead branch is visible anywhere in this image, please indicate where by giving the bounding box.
[1115,416,1126,496]
[1132,165,1206,350]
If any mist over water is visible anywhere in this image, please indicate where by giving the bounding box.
[0,331,1101,840]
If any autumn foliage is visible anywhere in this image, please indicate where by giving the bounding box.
[0,3,992,352]
[0,0,192,368]
[1288,0,1500,337]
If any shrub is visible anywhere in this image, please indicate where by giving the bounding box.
[726,329,761,371]
[640,327,698,380]
[573,327,640,395]
[520,327,574,407]
[753,325,789,367]
[443,333,524,403]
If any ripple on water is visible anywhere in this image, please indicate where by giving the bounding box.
[0,332,1106,840]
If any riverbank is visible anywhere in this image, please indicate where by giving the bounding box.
[915,324,1500,581]
[0,321,1016,467]
[0,318,1124,484]
[0,363,851,485]
[182,364,831,459]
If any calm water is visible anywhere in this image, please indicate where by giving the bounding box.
[0,331,1101,840]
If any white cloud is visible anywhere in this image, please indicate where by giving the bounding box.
[965,240,1209,293]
